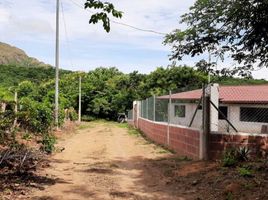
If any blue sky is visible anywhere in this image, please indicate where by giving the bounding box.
[0,0,267,79]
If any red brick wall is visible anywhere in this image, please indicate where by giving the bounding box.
[209,133,268,159]
[138,118,200,160]
[169,125,200,160]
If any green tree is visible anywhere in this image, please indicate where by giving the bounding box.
[164,0,268,77]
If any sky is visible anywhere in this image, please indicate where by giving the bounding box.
[0,0,267,79]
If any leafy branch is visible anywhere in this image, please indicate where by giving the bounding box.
[85,0,123,32]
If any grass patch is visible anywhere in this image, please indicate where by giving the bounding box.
[115,123,129,129]
[78,122,95,130]
[157,149,170,154]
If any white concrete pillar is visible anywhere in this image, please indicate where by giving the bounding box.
[209,83,219,132]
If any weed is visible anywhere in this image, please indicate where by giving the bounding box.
[238,167,253,177]
[78,123,94,130]
[157,149,169,154]
[236,147,251,162]
[116,123,129,129]
[222,148,237,167]
[226,192,233,200]
[22,131,32,141]
[222,147,252,167]
[41,134,56,154]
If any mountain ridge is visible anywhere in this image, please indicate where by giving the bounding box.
[0,42,51,68]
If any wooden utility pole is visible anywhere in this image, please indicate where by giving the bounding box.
[55,0,60,128]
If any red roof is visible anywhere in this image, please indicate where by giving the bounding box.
[158,85,268,104]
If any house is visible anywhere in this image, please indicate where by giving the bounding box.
[158,85,268,134]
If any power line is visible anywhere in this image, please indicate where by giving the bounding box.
[67,0,168,36]
[60,0,75,69]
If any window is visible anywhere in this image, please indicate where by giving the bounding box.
[240,107,268,123]
[175,105,186,118]
[219,106,228,120]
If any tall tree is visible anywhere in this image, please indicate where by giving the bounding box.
[164,0,268,77]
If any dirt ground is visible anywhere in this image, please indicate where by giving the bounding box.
[2,121,267,200]
[30,121,183,200]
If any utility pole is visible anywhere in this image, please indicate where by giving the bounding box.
[78,76,82,123]
[55,0,60,128]
[208,50,211,84]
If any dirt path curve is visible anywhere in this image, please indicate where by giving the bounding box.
[30,122,185,200]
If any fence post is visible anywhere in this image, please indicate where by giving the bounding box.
[202,85,210,160]
[146,98,149,119]
[153,95,156,121]
[13,91,18,128]
[167,90,172,146]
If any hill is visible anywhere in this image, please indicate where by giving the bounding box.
[0,42,51,68]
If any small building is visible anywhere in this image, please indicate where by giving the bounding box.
[159,85,268,134]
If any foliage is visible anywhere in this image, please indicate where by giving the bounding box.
[222,148,238,167]
[0,63,267,139]
[238,167,253,177]
[68,107,78,121]
[0,65,70,88]
[85,0,123,32]
[41,134,57,154]
[0,110,15,144]
[236,147,251,162]
[222,147,251,167]
[18,98,53,134]
[164,0,268,77]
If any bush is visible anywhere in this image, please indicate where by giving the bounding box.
[236,147,251,162]
[222,147,252,167]
[222,148,238,167]
[41,134,56,154]
[18,98,53,133]
[68,107,78,121]
[0,110,16,144]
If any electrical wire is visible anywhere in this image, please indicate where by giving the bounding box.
[67,0,168,36]
[60,0,75,69]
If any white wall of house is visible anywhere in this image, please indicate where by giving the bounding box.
[170,102,203,129]
[225,104,268,134]
[169,102,268,134]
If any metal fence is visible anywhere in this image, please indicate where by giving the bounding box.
[135,88,203,130]
[127,109,133,120]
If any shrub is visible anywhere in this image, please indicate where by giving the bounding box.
[68,107,78,121]
[222,147,252,167]
[0,110,16,144]
[222,148,238,167]
[41,134,56,154]
[18,98,53,133]
[236,147,251,162]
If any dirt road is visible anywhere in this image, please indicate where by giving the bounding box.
[30,122,185,200]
